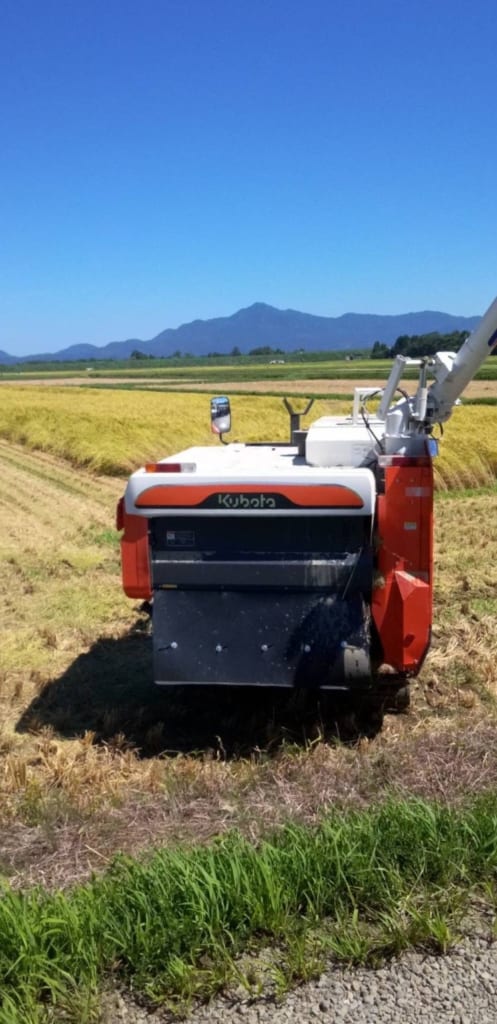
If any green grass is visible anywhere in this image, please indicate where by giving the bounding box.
[2,353,497,384]
[0,354,391,377]
[2,796,497,1021]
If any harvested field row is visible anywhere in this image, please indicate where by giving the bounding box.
[3,375,497,399]
[148,377,497,399]
[1,439,497,895]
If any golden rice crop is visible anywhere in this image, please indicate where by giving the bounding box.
[434,405,497,489]
[0,385,496,487]
[0,387,344,474]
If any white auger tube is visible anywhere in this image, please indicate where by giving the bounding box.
[427,293,497,424]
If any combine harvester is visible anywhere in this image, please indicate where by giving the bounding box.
[117,293,497,717]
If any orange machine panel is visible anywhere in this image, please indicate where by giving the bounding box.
[117,497,152,600]
[135,483,364,509]
[372,463,433,673]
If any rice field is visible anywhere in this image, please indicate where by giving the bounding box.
[1,384,497,488]
[0,388,497,877]
[1,384,497,1019]
[0,386,311,474]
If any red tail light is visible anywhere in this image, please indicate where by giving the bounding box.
[144,462,196,473]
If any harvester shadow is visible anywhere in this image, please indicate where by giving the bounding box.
[16,619,382,757]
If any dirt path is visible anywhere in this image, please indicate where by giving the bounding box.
[1,376,496,396]
[107,927,497,1024]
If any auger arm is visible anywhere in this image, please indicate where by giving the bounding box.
[372,291,497,451]
[425,293,497,425]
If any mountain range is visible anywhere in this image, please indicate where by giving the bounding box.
[0,302,481,364]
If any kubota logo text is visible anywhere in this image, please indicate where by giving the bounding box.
[217,493,276,509]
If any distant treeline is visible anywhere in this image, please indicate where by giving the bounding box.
[371,330,473,359]
[1,347,372,372]
[4,332,493,372]
[129,344,369,361]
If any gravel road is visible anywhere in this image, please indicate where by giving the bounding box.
[102,931,497,1023]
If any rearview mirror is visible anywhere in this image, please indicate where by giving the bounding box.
[210,396,231,439]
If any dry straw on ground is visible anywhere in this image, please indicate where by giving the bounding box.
[1,389,497,890]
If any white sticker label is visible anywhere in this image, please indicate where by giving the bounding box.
[405,487,431,497]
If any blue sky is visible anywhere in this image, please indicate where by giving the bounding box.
[2,0,497,355]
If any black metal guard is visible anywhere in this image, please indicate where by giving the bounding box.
[283,397,315,444]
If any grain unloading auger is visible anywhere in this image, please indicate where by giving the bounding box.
[117,293,497,709]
